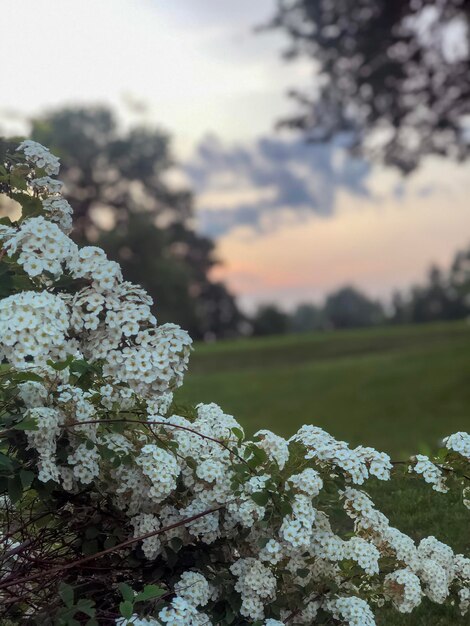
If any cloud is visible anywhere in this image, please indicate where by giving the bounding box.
[185,135,373,237]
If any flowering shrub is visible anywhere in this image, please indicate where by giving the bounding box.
[0,138,469,625]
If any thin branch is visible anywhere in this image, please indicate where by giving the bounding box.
[0,504,224,591]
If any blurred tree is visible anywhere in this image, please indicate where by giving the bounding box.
[390,290,412,325]
[391,257,470,323]
[289,303,328,332]
[30,106,243,339]
[408,266,458,322]
[267,0,470,172]
[324,286,384,328]
[448,245,470,309]
[253,304,290,336]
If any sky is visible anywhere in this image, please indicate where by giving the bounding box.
[2,0,470,311]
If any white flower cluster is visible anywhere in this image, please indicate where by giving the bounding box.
[31,176,64,194]
[158,596,210,626]
[385,568,422,613]
[68,246,123,291]
[231,557,277,620]
[2,215,77,278]
[0,291,71,367]
[174,571,212,608]
[345,536,380,575]
[288,467,323,496]
[280,493,317,549]
[25,407,63,483]
[102,323,191,398]
[67,443,100,484]
[136,445,179,503]
[131,513,161,559]
[326,596,376,626]
[42,196,73,233]
[342,487,470,613]
[292,425,392,483]
[0,149,191,399]
[411,454,448,492]
[70,281,154,337]
[445,431,470,460]
[116,572,212,626]
[17,139,60,175]
[255,429,290,469]
[57,384,96,436]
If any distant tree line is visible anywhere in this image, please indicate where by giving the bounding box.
[391,248,470,324]
[252,247,470,336]
[252,286,385,336]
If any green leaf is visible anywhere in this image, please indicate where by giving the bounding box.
[134,584,165,603]
[7,475,23,504]
[47,355,74,371]
[170,537,183,553]
[11,273,35,291]
[0,452,13,472]
[231,427,244,442]
[251,445,268,464]
[10,174,27,191]
[75,599,95,618]
[250,491,269,506]
[20,469,34,489]
[119,600,134,620]
[14,371,44,383]
[296,568,310,578]
[69,359,92,375]
[59,582,74,608]
[14,416,38,431]
[118,583,134,603]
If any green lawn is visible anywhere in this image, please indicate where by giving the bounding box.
[176,321,470,625]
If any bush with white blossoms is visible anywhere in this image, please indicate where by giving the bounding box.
[0,138,469,625]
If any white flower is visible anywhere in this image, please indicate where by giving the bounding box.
[25,407,64,483]
[385,568,422,613]
[18,139,60,175]
[3,216,78,279]
[288,468,323,497]
[0,291,71,368]
[31,176,64,194]
[42,197,73,233]
[411,455,448,493]
[444,432,470,460]
[254,430,289,469]
[131,514,161,559]
[326,596,376,626]
[136,445,180,503]
[175,571,211,607]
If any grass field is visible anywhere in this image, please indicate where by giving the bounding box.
[176,321,470,625]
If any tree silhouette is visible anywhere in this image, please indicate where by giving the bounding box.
[267,0,470,172]
[31,106,243,339]
[324,286,384,328]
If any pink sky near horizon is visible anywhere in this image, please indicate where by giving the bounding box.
[209,178,470,311]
